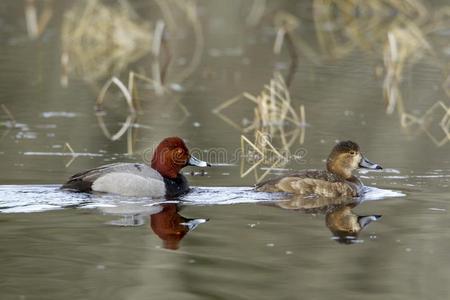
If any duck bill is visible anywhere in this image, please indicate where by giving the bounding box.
[188,155,211,167]
[180,218,209,231]
[358,215,382,228]
[359,156,382,170]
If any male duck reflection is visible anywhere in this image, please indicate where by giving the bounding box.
[256,141,382,197]
[151,204,207,250]
[100,203,207,250]
[62,137,210,197]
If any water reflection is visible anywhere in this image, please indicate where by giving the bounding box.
[101,203,208,250]
[326,204,381,244]
[150,203,208,250]
[272,195,381,244]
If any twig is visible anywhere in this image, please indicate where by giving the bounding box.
[1,104,16,126]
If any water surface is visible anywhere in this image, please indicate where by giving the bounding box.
[1,0,450,299]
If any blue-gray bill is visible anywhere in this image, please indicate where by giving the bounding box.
[359,156,382,170]
[180,218,209,231]
[358,215,382,228]
[188,155,211,167]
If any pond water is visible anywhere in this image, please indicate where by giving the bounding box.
[1,0,450,299]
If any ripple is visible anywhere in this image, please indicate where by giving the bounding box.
[0,184,404,214]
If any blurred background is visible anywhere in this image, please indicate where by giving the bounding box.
[1,1,450,299]
[0,0,449,186]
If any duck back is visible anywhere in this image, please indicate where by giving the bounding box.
[62,163,168,197]
[256,170,359,197]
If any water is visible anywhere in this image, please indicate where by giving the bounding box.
[1,0,450,299]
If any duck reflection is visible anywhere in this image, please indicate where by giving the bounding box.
[150,204,208,250]
[100,203,207,250]
[273,196,381,244]
[326,204,381,244]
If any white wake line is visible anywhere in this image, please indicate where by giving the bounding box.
[0,185,405,213]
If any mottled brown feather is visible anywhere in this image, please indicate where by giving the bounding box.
[255,170,358,197]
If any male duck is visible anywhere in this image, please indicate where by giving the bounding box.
[62,137,210,197]
[256,140,382,197]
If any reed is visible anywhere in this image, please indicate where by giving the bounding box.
[95,70,189,154]
[216,73,306,181]
[246,0,266,26]
[421,102,450,146]
[25,0,53,40]
[299,0,446,146]
[61,0,152,82]
[63,142,76,167]
[1,104,16,127]
[153,0,204,85]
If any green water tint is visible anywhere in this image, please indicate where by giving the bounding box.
[1,0,450,299]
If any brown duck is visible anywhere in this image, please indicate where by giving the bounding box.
[326,204,381,243]
[269,196,381,243]
[256,141,382,197]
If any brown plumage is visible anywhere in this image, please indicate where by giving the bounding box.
[326,205,381,244]
[256,141,382,197]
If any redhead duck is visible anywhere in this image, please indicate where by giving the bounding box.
[62,137,210,197]
[256,141,382,197]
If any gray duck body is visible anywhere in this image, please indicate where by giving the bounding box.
[62,163,189,198]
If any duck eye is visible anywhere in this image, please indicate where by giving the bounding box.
[349,151,356,155]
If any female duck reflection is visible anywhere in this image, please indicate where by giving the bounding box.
[103,203,207,250]
[273,196,381,244]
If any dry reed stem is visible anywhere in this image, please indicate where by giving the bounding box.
[25,0,38,38]
[215,73,305,156]
[223,73,306,181]
[96,77,135,113]
[420,101,450,146]
[275,0,448,146]
[273,11,300,56]
[61,0,152,82]
[96,69,189,145]
[154,0,204,85]
[241,131,290,182]
[151,20,165,95]
[63,142,76,167]
[213,95,250,131]
[240,135,265,177]
[1,104,16,126]
[383,21,433,116]
[95,76,137,141]
[246,0,266,26]
[96,113,136,142]
[25,0,52,39]
[299,105,306,144]
[127,124,134,155]
[309,0,432,60]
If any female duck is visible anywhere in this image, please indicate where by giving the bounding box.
[62,137,210,197]
[256,140,382,197]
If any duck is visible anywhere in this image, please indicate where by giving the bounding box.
[266,195,381,243]
[150,203,208,250]
[62,137,210,197]
[255,140,382,197]
[326,205,381,244]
